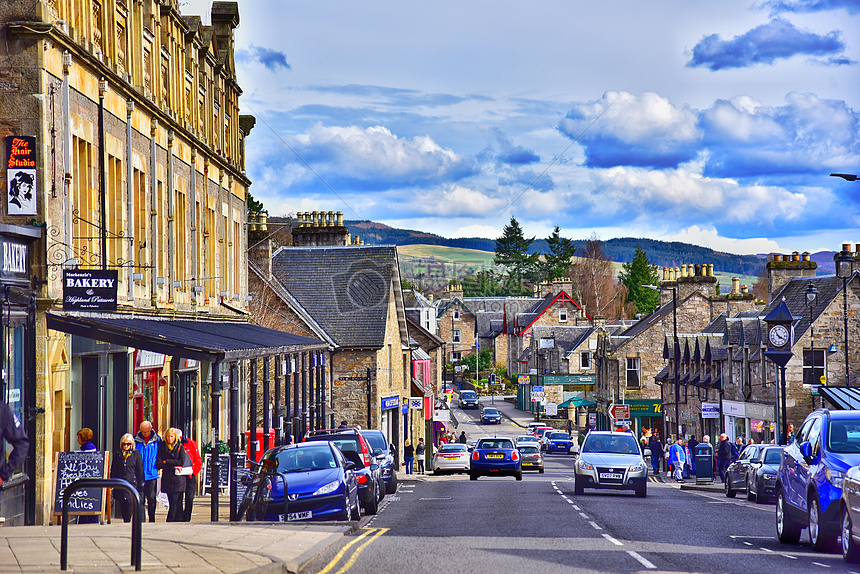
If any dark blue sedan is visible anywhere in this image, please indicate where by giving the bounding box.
[470,437,522,481]
[481,407,502,424]
[259,441,360,522]
[546,432,574,453]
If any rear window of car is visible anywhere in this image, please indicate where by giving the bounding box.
[361,431,388,452]
[439,444,468,453]
[550,433,569,440]
[519,446,539,454]
[582,434,640,454]
[517,436,536,442]
[763,449,783,464]
[477,438,514,449]
[828,419,860,453]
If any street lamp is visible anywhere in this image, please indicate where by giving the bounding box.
[836,246,854,387]
[645,284,680,440]
[806,282,819,403]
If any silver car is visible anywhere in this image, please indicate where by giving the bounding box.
[574,431,648,497]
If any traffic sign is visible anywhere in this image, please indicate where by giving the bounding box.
[608,403,630,420]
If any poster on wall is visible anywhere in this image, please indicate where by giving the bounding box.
[5,136,36,216]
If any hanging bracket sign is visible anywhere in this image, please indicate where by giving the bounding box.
[63,269,118,311]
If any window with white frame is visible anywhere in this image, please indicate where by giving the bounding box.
[580,351,591,370]
[453,329,461,343]
[626,357,641,388]
[559,309,568,322]
[803,349,825,386]
[453,309,460,320]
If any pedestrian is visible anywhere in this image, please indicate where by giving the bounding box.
[77,428,97,452]
[621,423,632,434]
[716,433,732,483]
[780,423,796,445]
[403,439,414,475]
[687,435,699,475]
[179,429,202,522]
[416,438,426,474]
[134,420,161,523]
[155,427,191,522]
[337,420,349,429]
[669,437,686,482]
[648,435,663,475]
[682,440,692,479]
[584,422,591,434]
[110,433,144,523]
[733,437,743,460]
[458,431,467,444]
[0,399,29,511]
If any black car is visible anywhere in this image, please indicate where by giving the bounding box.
[725,444,769,498]
[747,446,784,503]
[359,429,398,494]
[304,428,385,515]
[459,390,479,409]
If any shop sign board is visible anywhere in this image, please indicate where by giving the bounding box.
[702,402,720,419]
[63,269,118,311]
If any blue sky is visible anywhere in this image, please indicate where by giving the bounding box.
[185,0,860,255]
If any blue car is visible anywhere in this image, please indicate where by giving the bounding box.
[259,441,360,522]
[776,409,860,551]
[469,437,522,481]
[481,407,502,424]
[546,432,574,453]
[359,429,398,494]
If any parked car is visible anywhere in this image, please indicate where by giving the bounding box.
[518,445,544,473]
[358,429,398,494]
[432,443,471,474]
[776,409,860,551]
[840,461,860,562]
[574,431,647,497]
[459,390,480,409]
[515,435,540,449]
[304,428,384,515]
[256,441,360,522]
[746,446,784,503]
[481,407,502,424]
[470,437,522,481]
[725,443,769,498]
[539,428,556,451]
[546,432,574,454]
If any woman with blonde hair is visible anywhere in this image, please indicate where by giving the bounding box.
[110,433,144,522]
[155,427,191,522]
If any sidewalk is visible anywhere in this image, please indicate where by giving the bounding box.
[0,497,355,574]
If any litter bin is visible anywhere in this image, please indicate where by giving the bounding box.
[695,443,714,484]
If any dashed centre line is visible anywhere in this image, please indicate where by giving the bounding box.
[627,551,656,569]
[589,521,602,530]
[602,534,623,546]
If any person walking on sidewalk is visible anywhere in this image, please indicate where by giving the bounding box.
[403,440,414,475]
[416,438,426,474]
[178,429,202,522]
[669,437,686,482]
[155,427,191,522]
[716,434,732,483]
[110,433,144,523]
[0,399,29,514]
[458,431,467,444]
[648,435,663,475]
[134,421,161,523]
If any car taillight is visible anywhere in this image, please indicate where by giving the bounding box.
[360,439,372,467]
[357,474,368,484]
[472,451,479,461]
[511,450,519,461]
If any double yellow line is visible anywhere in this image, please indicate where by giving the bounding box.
[316,527,388,574]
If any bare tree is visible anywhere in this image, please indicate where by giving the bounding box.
[568,233,631,319]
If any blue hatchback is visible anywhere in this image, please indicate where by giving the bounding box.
[469,437,522,480]
[776,409,860,551]
[259,442,360,522]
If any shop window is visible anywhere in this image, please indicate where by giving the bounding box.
[803,349,825,386]
[580,351,591,370]
[3,325,26,478]
[626,357,640,388]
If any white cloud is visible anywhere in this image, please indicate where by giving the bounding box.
[415,185,508,217]
[662,225,782,255]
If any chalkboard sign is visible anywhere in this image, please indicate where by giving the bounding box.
[202,453,247,494]
[52,451,109,516]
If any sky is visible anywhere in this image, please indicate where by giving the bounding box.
[184,0,860,255]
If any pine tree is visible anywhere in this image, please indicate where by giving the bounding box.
[494,216,539,288]
[536,226,577,283]
[618,245,660,315]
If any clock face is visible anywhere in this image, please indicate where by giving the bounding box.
[769,324,790,348]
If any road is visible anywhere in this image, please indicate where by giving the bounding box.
[303,402,859,574]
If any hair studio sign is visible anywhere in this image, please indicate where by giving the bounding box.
[63,269,118,311]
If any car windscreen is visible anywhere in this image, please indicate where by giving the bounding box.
[581,435,640,455]
[550,433,569,440]
[477,439,514,449]
[439,444,468,453]
[517,436,536,442]
[276,445,336,473]
[828,419,860,453]
[461,391,476,399]
[309,436,364,468]
[483,408,499,414]
[763,449,783,464]
[362,432,387,452]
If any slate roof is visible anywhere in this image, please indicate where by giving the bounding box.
[531,325,594,355]
[271,245,407,349]
[476,311,504,338]
[761,275,850,342]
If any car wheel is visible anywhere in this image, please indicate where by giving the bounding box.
[574,476,584,495]
[635,483,647,498]
[364,490,379,516]
[725,476,736,498]
[776,488,802,543]
[753,480,764,504]
[539,468,544,474]
[809,494,838,552]
[746,479,755,501]
[350,496,361,521]
[470,472,478,481]
[843,506,860,563]
[515,472,523,481]
[386,472,397,495]
[337,496,351,521]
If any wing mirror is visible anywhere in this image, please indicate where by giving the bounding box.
[345,461,356,471]
[373,448,383,457]
[799,441,816,465]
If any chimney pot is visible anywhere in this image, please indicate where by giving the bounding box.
[337,211,344,226]
[802,251,810,262]
[792,251,800,262]
[843,243,852,252]
[741,285,748,294]
[312,211,319,227]
[296,212,304,227]
[732,277,740,295]
[662,266,668,281]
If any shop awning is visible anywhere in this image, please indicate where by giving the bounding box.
[819,386,860,410]
[558,397,596,408]
[46,313,327,363]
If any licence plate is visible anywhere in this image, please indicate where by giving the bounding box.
[287,511,312,522]
[486,454,504,459]
[599,473,623,480]
[444,456,459,460]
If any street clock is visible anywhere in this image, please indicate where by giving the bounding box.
[764,300,795,368]
[768,324,791,349]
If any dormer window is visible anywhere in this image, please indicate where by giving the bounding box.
[559,309,568,322]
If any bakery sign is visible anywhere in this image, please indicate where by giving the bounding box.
[6,135,36,216]
[63,269,118,311]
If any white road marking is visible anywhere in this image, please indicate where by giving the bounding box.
[419,497,451,500]
[759,547,774,553]
[626,551,656,569]
[602,534,623,546]
[589,521,602,530]
[566,500,574,504]
[782,555,797,560]
[742,542,753,546]
[579,512,589,519]
[729,535,773,539]
[812,563,831,568]
[572,505,580,510]
[560,495,569,501]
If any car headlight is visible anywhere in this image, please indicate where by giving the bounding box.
[825,468,845,488]
[763,473,776,480]
[629,462,646,473]
[313,480,341,496]
[577,459,594,471]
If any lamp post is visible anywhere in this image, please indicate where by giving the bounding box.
[806,283,819,407]
[836,246,854,387]
[645,284,680,439]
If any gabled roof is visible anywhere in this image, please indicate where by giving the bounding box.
[762,274,851,342]
[515,291,588,336]
[436,296,477,319]
[405,314,444,349]
[531,325,594,355]
[271,245,408,349]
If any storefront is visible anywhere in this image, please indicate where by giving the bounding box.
[381,395,400,453]
[0,224,40,525]
[723,400,747,442]
[628,400,663,440]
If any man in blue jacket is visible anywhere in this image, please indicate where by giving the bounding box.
[669,437,686,483]
[134,421,161,522]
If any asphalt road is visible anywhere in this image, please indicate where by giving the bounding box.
[303,407,860,574]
